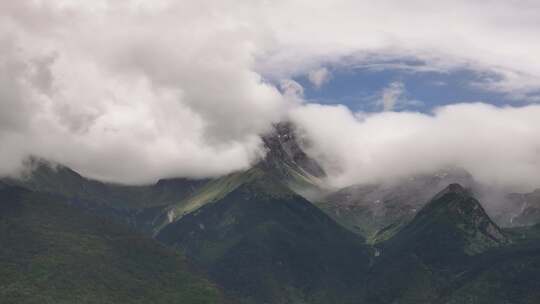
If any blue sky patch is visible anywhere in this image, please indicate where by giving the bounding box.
[296,65,532,113]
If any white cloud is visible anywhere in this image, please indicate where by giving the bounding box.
[308,67,331,89]
[2,0,540,187]
[379,81,404,111]
[290,103,540,192]
[280,79,304,99]
[0,0,286,184]
[376,81,423,111]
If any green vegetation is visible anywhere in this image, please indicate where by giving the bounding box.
[0,186,226,304]
[152,168,271,234]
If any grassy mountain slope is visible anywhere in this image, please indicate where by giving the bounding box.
[0,186,227,304]
[156,171,371,304]
[151,169,263,235]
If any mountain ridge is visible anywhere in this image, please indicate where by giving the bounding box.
[156,169,372,304]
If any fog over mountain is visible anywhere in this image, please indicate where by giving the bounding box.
[1,0,540,192]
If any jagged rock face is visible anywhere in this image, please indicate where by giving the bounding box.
[261,122,325,179]
[504,189,540,227]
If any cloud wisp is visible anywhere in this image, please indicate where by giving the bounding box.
[379,81,405,111]
[308,68,331,89]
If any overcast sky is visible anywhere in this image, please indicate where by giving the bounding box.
[1,0,540,190]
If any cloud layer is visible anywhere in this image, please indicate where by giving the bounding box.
[0,0,288,183]
[291,103,540,192]
[1,0,540,188]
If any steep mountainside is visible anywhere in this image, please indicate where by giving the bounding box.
[382,184,507,256]
[133,123,331,235]
[317,169,475,239]
[367,184,510,303]
[151,169,264,236]
[0,186,227,304]
[157,170,371,304]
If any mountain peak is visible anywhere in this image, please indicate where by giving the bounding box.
[156,165,370,304]
[257,122,327,197]
[430,182,471,203]
[447,183,466,193]
[261,122,325,178]
[389,183,508,256]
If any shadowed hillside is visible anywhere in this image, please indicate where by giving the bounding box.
[157,169,371,304]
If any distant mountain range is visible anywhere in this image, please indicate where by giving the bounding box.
[2,122,540,303]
